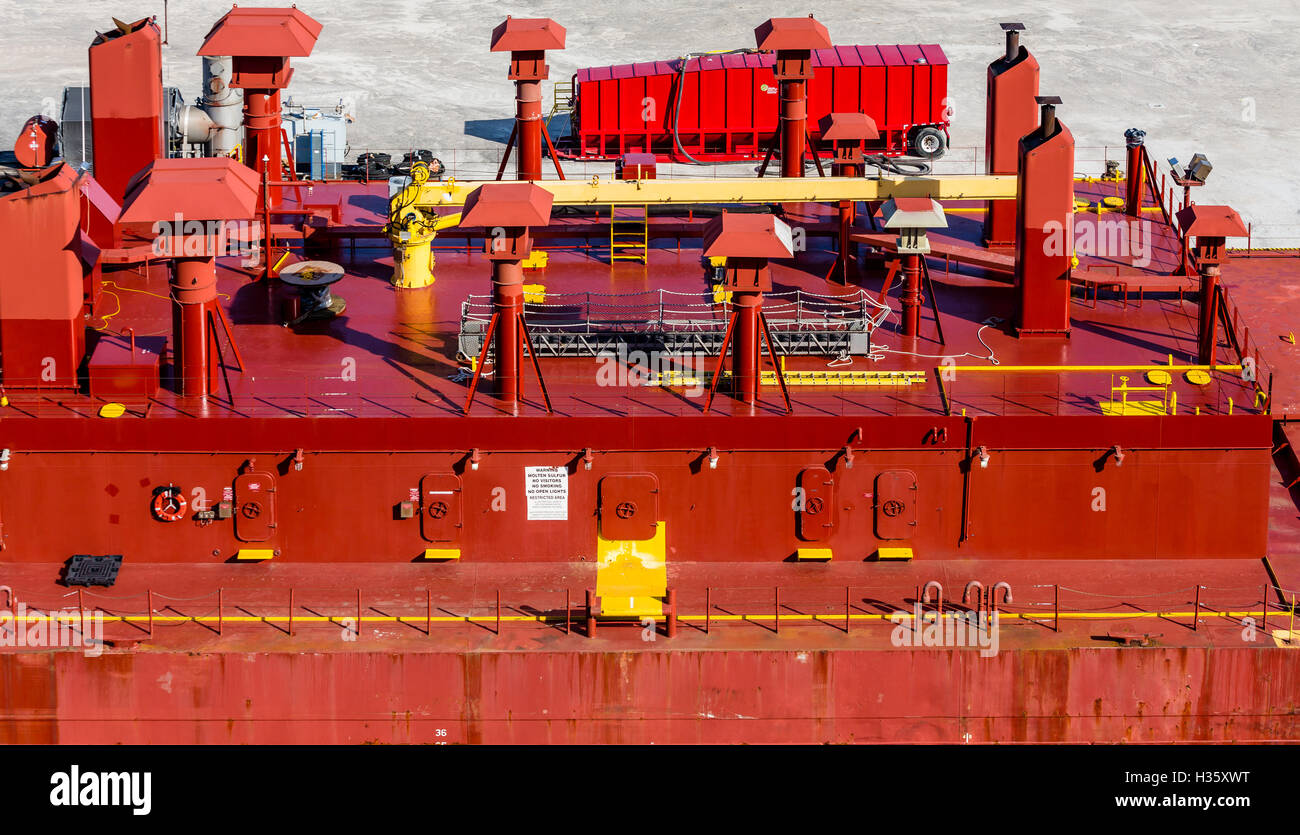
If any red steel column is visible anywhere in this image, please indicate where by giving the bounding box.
[732,292,762,404]
[492,260,525,404]
[243,89,281,183]
[516,79,543,181]
[1014,97,1074,337]
[836,157,861,271]
[171,257,218,397]
[900,254,923,337]
[1124,128,1146,218]
[1197,263,1220,365]
[984,23,1039,248]
[780,79,807,178]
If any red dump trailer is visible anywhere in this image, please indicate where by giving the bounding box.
[565,45,949,164]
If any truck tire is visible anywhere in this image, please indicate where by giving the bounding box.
[910,126,946,159]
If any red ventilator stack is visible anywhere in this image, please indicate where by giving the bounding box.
[198,6,321,206]
[755,16,832,178]
[1176,205,1248,365]
[460,183,555,410]
[118,158,259,397]
[819,112,877,285]
[88,17,164,208]
[1014,96,1074,337]
[983,22,1038,248]
[490,17,566,182]
[703,213,795,405]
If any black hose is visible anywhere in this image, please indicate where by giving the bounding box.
[863,154,931,176]
[670,50,757,166]
[668,51,928,178]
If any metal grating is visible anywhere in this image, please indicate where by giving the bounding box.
[457,288,886,358]
[64,554,123,587]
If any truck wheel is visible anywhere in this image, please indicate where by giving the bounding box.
[910,126,946,159]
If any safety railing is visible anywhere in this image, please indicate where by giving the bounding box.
[0,361,1264,421]
[459,287,884,329]
[935,363,1259,418]
[0,381,949,420]
[5,579,1295,644]
[1216,285,1276,413]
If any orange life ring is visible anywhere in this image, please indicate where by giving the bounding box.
[150,487,188,522]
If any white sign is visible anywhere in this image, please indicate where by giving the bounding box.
[525,466,568,521]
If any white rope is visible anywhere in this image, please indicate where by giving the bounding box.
[868,317,1003,365]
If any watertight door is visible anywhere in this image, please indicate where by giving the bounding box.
[233,471,277,542]
[796,466,835,542]
[598,474,660,541]
[420,473,463,543]
[874,470,917,540]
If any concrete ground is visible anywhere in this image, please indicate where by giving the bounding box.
[0,0,1297,243]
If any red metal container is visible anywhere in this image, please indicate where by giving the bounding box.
[570,45,948,162]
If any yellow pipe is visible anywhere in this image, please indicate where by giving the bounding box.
[949,364,1241,374]
[408,173,1018,210]
[10,608,1282,625]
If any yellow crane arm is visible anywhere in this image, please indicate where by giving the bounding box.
[406,174,1017,210]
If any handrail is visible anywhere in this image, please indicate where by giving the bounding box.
[6,579,1287,640]
[945,363,1242,374]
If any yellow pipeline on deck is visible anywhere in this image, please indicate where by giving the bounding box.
[408,174,1018,209]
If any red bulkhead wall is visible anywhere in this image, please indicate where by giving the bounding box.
[0,164,90,388]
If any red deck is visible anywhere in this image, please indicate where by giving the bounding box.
[2,164,1295,744]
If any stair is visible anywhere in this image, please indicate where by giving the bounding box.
[608,204,648,263]
[547,80,574,129]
